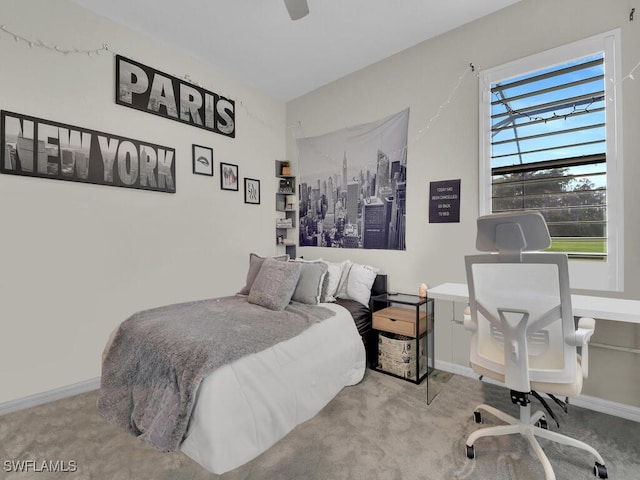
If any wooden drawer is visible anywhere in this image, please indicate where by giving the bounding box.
[373,306,427,337]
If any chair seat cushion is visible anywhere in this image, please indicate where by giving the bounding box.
[470,357,583,397]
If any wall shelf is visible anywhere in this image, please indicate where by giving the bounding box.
[275,160,297,258]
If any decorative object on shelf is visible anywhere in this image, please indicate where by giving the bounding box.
[220,162,238,191]
[285,195,297,210]
[116,55,236,138]
[278,177,294,193]
[1,110,176,193]
[276,218,293,228]
[419,283,428,298]
[192,144,213,176]
[244,178,260,204]
[280,160,291,176]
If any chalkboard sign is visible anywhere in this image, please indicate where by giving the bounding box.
[429,179,461,223]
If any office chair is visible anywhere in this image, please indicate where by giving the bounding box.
[463,211,608,480]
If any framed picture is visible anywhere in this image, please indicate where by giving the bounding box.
[244,178,260,205]
[192,144,213,176]
[220,162,239,191]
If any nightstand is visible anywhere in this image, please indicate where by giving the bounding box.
[370,293,435,404]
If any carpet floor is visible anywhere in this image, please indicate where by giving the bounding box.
[1,369,638,479]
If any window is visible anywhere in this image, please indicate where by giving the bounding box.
[479,30,623,291]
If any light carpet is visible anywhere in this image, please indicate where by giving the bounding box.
[1,369,638,479]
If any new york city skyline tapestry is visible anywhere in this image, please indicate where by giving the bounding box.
[297,108,409,250]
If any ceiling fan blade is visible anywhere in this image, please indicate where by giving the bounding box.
[283,0,309,20]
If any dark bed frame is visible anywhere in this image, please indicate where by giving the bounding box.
[365,274,388,365]
[330,274,387,367]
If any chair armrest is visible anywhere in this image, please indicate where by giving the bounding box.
[572,317,595,346]
[568,317,596,379]
[463,305,476,331]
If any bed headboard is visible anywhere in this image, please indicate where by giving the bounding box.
[368,274,388,313]
[371,274,387,296]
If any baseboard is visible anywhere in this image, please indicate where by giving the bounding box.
[0,377,100,416]
[435,360,640,423]
[4,366,640,424]
[570,393,640,423]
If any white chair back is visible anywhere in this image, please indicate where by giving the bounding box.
[465,212,577,392]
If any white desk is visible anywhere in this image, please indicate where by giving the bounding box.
[429,283,640,325]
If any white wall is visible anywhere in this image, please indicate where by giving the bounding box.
[0,0,286,404]
[286,0,640,406]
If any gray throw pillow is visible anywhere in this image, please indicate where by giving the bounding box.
[248,258,302,311]
[238,253,289,295]
[292,261,328,304]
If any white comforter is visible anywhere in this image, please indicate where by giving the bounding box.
[179,303,366,474]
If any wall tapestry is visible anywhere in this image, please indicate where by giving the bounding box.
[116,55,235,138]
[297,108,409,250]
[1,110,176,193]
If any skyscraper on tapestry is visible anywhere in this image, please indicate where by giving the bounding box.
[297,108,409,250]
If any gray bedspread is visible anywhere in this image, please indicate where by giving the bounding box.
[97,295,335,451]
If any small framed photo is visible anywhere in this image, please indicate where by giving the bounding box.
[220,162,239,190]
[192,144,213,176]
[244,178,260,205]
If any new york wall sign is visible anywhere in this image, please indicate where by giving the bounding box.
[1,110,176,193]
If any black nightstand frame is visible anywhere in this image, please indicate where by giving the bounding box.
[370,293,435,403]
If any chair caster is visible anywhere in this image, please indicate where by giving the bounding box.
[473,410,482,424]
[593,461,608,478]
[535,418,548,429]
[466,444,475,459]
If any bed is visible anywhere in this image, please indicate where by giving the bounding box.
[98,255,384,474]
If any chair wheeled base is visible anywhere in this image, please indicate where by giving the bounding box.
[465,399,608,480]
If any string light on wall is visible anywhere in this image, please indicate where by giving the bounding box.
[288,10,639,146]
[623,60,640,81]
[493,92,603,125]
[413,63,475,144]
[3,14,638,137]
[290,62,478,160]
[0,24,271,130]
[626,7,638,80]
[0,24,111,56]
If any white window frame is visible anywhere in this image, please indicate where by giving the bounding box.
[478,29,623,291]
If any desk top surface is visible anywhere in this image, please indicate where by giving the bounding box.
[429,282,640,324]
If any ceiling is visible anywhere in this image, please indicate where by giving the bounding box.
[71,0,522,101]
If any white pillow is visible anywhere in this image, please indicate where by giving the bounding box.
[335,260,353,299]
[336,261,379,307]
[320,259,348,302]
